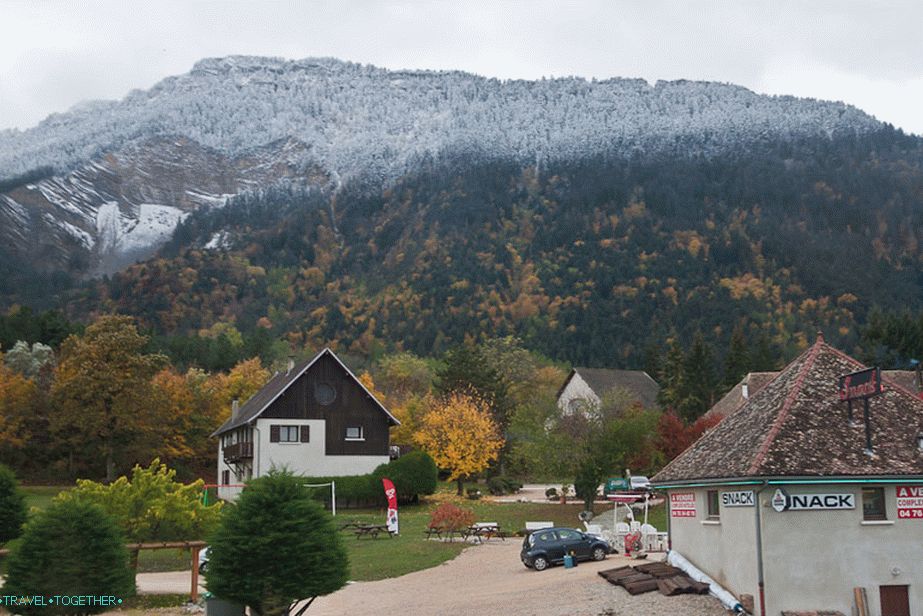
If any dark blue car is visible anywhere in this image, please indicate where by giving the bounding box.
[520,527,611,571]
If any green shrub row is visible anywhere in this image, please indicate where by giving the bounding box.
[300,451,438,509]
[487,476,523,496]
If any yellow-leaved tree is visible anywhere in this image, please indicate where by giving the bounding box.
[413,393,504,495]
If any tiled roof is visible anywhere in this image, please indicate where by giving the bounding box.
[653,335,923,483]
[559,367,660,409]
[211,348,398,436]
[702,372,779,421]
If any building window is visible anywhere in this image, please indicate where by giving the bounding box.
[862,487,887,521]
[315,382,336,405]
[345,426,364,440]
[280,426,300,442]
[270,425,301,443]
[706,490,720,520]
[221,470,230,485]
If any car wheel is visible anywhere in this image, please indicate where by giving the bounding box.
[199,562,208,575]
[532,556,549,571]
[592,547,607,561]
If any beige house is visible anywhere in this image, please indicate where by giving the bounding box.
[556,367,660,414]
[653,334,923,616]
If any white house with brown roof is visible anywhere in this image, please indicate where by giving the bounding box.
[212,348,399,500]
[653,334,923,616]
[556,367,660,414]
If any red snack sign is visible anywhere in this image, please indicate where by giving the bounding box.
[670,492,696,518]
[897,486,923,519]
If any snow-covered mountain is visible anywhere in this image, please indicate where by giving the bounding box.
[0,56,885,276]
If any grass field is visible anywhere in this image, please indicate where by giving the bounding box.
[15,483,667,581]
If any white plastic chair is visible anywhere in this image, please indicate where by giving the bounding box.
[640,523,657,535]
[629,520,641,533]
[615,522,630,535]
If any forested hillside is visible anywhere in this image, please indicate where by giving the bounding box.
[67,127,923,368]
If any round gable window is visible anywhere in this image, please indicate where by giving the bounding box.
[315,383,336,405]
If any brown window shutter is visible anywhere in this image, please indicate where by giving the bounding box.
[270,425,280,442]
[300,425,310,442]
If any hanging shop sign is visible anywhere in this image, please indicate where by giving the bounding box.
[771,487,855,512]
[896,486,923,519]
[670,492,696,518]
[721,490,755,507]
[838,367,882,401]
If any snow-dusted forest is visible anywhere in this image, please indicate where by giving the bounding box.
[0,56,881,182]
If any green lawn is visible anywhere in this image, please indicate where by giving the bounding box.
[22,485,69,511]
[15,484,668,581]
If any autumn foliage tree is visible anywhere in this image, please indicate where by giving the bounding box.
[414,393,504,495]
[50,315,167,481]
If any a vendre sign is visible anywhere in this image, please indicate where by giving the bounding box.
[897,486,923,519]
[670,492,696,518]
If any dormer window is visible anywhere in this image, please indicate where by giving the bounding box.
[345,426,364,441]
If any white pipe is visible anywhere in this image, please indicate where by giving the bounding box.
[667,550,745,613]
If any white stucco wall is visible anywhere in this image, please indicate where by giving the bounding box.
[761,484,923,616]
[558,373,601,414]
[666,488,759,606]
[666,484,923,616]
[217,418,389,501]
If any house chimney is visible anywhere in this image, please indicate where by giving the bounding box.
[231,399,240,421]
[742,382,749,400]
[287,355,295,375]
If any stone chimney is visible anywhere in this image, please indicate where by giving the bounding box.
[231,399,240,421]
[741,381,749,400]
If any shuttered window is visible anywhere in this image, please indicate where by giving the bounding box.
[300,425,310,442]
[271,425,304,443]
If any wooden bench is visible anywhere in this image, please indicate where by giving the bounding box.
[466,522,504,542]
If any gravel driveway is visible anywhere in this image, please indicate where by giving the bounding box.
[305,542,729,616]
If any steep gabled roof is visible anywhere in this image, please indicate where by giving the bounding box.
[702,372,780,421]
[211,348,399,437]
[654,335,923,483]
[558,367,660,409]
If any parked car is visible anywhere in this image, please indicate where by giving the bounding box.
[198,546,210,574]
[521,527,611,571]
[629,475,652,495]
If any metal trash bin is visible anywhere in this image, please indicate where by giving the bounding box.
[205,598,245,616]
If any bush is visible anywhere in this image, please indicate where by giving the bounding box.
[487,476,523,496]
[466,488,482,500]
[59,459,222,543]
[428,502,475,533]
[0,463,27,544]
[373,451,438,503]
[3,500,135,614]
[206,470,348,615]
[302,451,440,509]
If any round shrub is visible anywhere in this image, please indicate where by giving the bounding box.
[374,451,438,503]
[206,470,348,615]
[0,463,27,543]
[3,499,135,614]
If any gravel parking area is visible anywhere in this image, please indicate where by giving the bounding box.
[306,542,729,616]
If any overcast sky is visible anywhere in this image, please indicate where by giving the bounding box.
[2,0,922,134]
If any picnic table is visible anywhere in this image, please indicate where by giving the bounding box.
[463,522,504,543]
[353,524,392,539]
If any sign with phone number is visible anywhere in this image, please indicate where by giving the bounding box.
[897,486,923,519]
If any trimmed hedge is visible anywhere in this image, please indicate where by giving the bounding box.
[301,451,439,509]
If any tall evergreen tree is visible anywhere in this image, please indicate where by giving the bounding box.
[679,332,718,422]
[723,324,750,389]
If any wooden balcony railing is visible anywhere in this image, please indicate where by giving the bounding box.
[223,441,253,463]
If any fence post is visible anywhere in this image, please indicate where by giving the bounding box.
[190,546,200,603]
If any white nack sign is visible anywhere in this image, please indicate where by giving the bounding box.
[787,493,855,511]
[721,491,755,507]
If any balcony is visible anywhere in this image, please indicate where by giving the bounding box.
[223,441,253,463]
